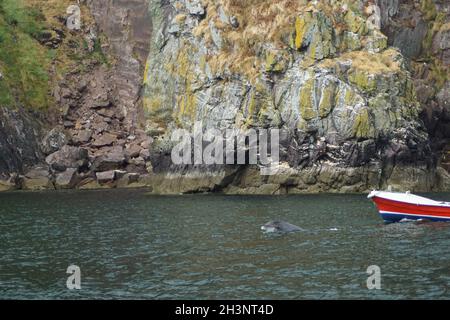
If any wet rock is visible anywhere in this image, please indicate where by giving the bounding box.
[96,170,116,183]
[128,173,140,184]
[78,177,103,190]
[22,167,53,191]
[55,168,79,189]
[45,146,89,172]
[116,173,141,188]
[41,126,68,155]
[0,177,17,192]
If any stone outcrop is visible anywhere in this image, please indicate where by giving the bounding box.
[55,168,79,189]
[0,0,448,193]
[21,167,54,191]
[0,106,43,177]
[380,0,450,181]
[141,0,445,193]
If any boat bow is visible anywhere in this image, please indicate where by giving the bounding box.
[368,191,450,222]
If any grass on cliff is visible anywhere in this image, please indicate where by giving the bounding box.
[192,0,368,82]
[194,0,308,80]
[0,0,50,109]
[0,0,107,110]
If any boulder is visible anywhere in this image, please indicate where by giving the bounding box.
[114,170,127,180]
[46,146,89,172]
[93,146,126,171]
[92,132,117,147]
[22,168,53,190]
[72,130,93,145]
[96,170,116,183]
[55,168,79,189]
[41,126,68,155]
[125,144,142,159]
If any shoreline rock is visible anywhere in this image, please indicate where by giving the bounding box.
[1,163,448,194]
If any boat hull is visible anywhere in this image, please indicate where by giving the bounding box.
[370,194,450,223]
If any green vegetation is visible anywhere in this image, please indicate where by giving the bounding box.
[0,0,50,109]
[0,0,110,110]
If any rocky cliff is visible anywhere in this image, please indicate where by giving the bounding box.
[0,0,449,193]
[142,0,449,193]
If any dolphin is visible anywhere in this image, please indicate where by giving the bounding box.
[261,220,304,233]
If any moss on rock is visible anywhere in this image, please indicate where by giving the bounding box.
[299,77,316,121]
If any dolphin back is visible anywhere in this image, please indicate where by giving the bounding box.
[279,221,304,232]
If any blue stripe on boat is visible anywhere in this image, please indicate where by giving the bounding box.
[380,211,450,223]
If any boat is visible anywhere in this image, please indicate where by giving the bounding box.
[368,190,450,223]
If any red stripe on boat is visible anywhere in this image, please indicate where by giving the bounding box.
[372,196,450,218]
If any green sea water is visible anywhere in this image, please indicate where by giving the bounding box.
[0,190,449,299]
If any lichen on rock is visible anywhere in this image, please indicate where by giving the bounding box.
[140,0,442,193]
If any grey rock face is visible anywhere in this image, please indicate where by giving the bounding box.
[381,0,450,174]
[85,0,152,131]
[0,106,43,177]
[142,0,432,184]
[378,0,399,28]
[391,20,428,59]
